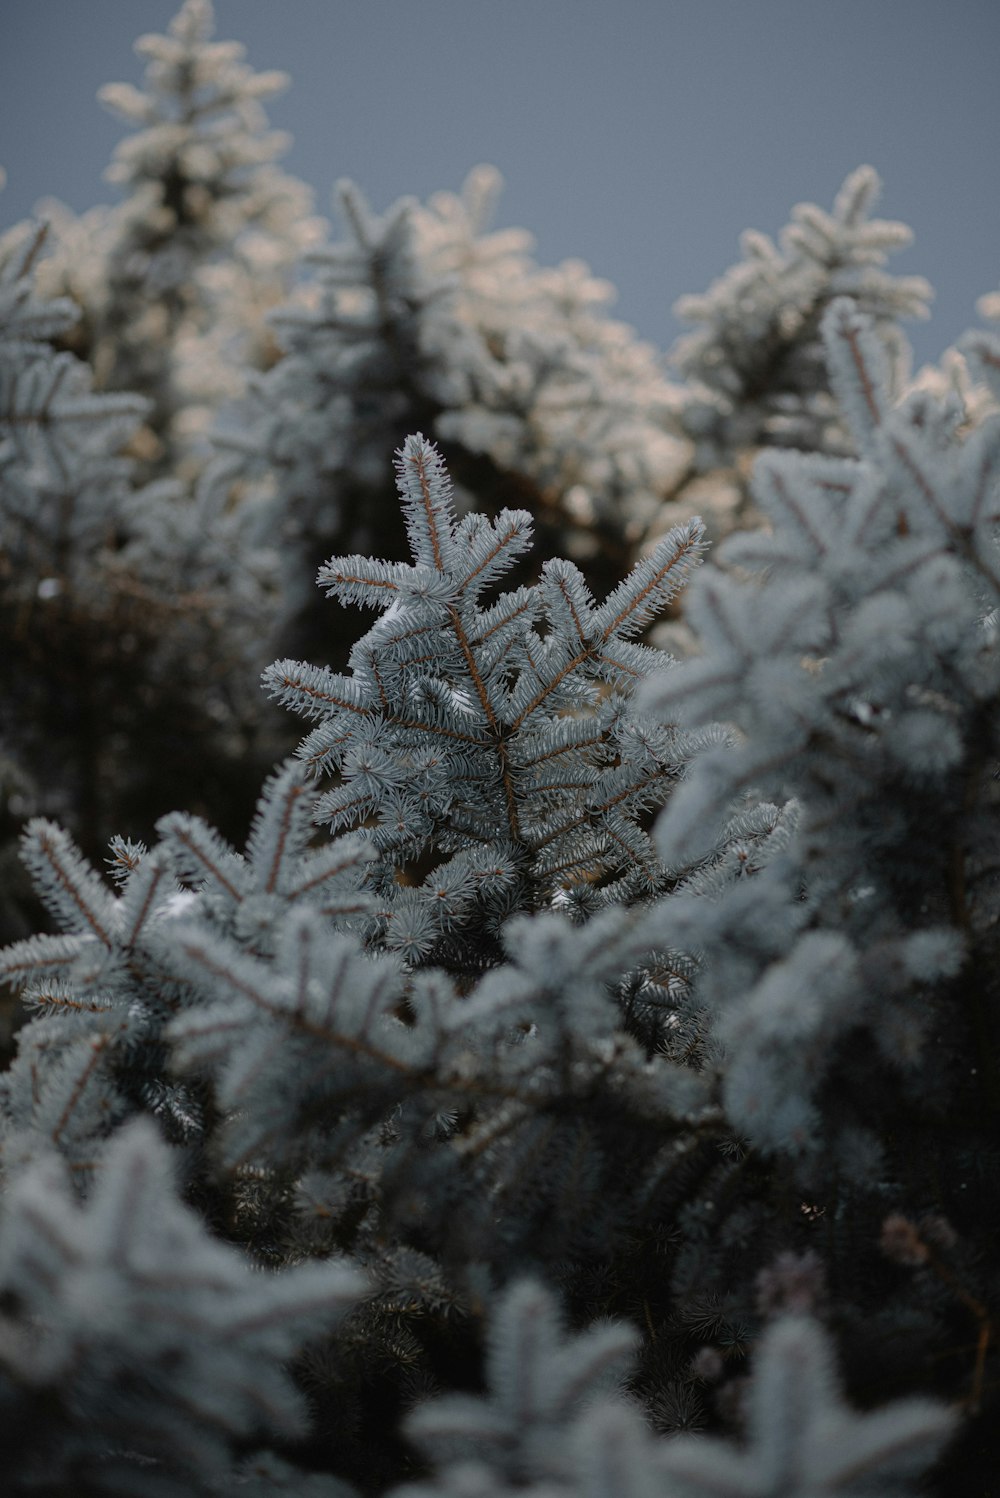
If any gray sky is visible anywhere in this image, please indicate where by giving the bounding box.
[1,0,997,371]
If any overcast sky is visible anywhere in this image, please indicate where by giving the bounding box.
[1,0,997,372]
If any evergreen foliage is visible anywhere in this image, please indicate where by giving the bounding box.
[35,0,319,482]
[264,433,707,970]
[0,1119,364,1495]
[1,5,998,1494]
[396,1283,955,1498]
[206,163,687,663]
[664,166,934,539]
[0,205,281,938]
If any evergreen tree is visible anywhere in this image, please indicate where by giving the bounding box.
[643,297,1000,1481]
[661,166,933,540]
[1,411,987,1491]
[0,1119,364,1495]
[0,10,996,1492]
[207,165,686,667]
[36,0,319,483]
[1,0,319,936]
[0,207,282,941]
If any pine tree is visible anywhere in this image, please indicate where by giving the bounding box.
[661,167,933,540]
[36,0,319,483]
[1,0,317,936]
[1,11,997,1489]
[207,165,686,669]
[642,296,1000,1478]
[264,434,707,968]
[0,207,283,942]
[0,1119,364,1495]
[0,437,723,1490]
[394,1282,954,1498]
[1,416,983,1492]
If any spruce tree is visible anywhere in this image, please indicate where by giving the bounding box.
[36,0,318,483]
[661,166,934,541]
[207,165,686,671]
[0,9,996,1492]
[1,410,987,1492]
[0,208,282,939]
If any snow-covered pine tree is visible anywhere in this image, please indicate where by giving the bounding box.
[959,279,1000,412]
[207,165,687,665]
[0,211,148,939]
[0,14,994,1480]
[0,1118,365,1496]
[36,0,320,484]
[0,435,719,1488]
[263,433,708,969]
[0,207,283,943]
[0,416,978,1492]
[2,0,317,931]
[661,167,933,539]
[1,0,326,906]
[642,295,1000,1480]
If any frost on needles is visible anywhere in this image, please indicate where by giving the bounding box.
[397,1279,955,1498]
[0,408,971,1493]
[0,1117,364,1496]
[3,32,996,1474]
[264,433,709,973]
[35,0,319,484]
[0,205,282,928]
[669,165,932,492]
[644,297,1000,1157]
[208,166,686,627]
